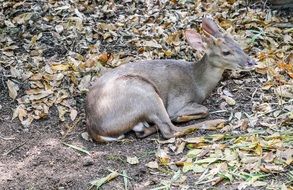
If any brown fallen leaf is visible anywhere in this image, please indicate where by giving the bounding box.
[221,95,236,106]
[70,109,78,121]
[51,63,71,71]
[6,80,19,99]
[175,142,186,155]
[275,85,293,99]
[260,164,284,173]
[146,161,159,169]
[263,151,275,163]
[57,105,68,121]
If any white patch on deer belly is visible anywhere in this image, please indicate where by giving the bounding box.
[133,122,149,132]
[133,123,144,132]
[100,134,125,142]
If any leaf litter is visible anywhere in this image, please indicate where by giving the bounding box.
[0,0,292,189]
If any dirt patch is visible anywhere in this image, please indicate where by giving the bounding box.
[0,79,156,189]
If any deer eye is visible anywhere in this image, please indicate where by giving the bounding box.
[223,51,231,56]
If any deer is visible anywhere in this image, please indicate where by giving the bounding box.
[85,17,255,143]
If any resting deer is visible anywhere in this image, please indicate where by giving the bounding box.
[85,17,255,142]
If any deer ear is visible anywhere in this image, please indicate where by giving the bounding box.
[185,29,205,52]
[202,17,221,37]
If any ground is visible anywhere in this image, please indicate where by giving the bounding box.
[1,70,290,189]
[0,1,292,190]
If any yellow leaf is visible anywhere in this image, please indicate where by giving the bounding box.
[156,148,170,166]
[254,144,263,156]
[51,63,70,71]
[182,162,193,173]
[164,50,173,57]
[211,134,225,142]
[220,20,233,29]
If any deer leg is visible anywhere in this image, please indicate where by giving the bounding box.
[152,113,225,139]
[135,125,158,139]
[148,94,225,139]
[149,118,223,138]
[171,103,209,123]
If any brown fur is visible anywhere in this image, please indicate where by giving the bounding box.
[117,74,160,96]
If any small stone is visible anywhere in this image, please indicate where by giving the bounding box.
[127,156,139,165]
[83,156,94,166]
[55,24,64,33]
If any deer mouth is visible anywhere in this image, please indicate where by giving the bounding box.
[240,59,256,70]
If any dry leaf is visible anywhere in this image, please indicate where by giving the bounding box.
[156,148,170,166]
[146,161,159,169]
[175,142,186,155]
[221,95,236,106]
[78,75,91,92]
[6,80,19,99]
[274,85,293,99]
[70,109,78,121]
[127,156,139,165]
[158,138,176,144]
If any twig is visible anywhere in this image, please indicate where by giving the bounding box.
[62,116,81,139]
[245,0,249,15]
[195,176,221,185]
[0,135,15,140]
[108,169,133,180]
[273,23,293,28]
[2,141,27,156]
[195,168,212,185]
[123,170,128,190]
[210,110,228,114]
[263,0,268,10]
[251,87,258,100]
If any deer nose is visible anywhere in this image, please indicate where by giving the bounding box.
[247,58,256,66]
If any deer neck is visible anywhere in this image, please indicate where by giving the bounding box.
[192,54,225,100]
